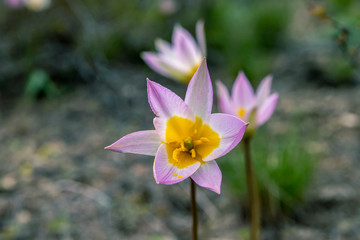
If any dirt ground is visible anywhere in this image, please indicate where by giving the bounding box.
[0,59,359,240]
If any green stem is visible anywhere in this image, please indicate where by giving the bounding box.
[190,179,198,240]
[243,138,261,240]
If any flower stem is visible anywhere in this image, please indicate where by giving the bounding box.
[190,179,198,240]
[243,138,261,240]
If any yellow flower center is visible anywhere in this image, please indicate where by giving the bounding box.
[182,62,201,84]
[238,107,246,119]
[165,116,220,170]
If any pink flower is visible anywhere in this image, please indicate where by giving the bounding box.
[105,59,247,194]
[216,72,278,131]
[141,20,206,84]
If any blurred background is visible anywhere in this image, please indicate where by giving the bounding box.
[0,0,359,239]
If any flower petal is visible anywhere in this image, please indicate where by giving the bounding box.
[172,24,201,65]
[185,58,213,119]
[105,130,160,156]
[256,75,273,107]
[257,93,278,126]
[202,113,247,161]
[196,19,206,57]
[147,79,194,120]
[216,80,235,115]
[191,161,222,194]
[141,52,174,79]
[154,39,173,55]
[232,72,256,109]
[153,144,201,184]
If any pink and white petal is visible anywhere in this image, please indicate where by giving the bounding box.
[154,39,174,55]
[158,52,190,73]
[147,79,194,120]
[202,113,248,161]
[196,19,206,57]
[172,24,200,64]
[257,93,278,126]
[153,117,167,142]
[185,58,213,119]
[142,52,174,79]
[191,161,222,194]
[154,144,201,185]
[256,75,273,107]
[232,72,256,109]
[216,80,236,115]
[105,130,160,156]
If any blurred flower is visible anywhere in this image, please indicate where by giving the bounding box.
[216,72,278,136]
[141,20,206,84]
[4,0,24,8]
[159,0,177,15]
[24,0,51,11]
[106,59,247,194]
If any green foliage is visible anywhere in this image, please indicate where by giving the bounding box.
[24,69,58,99]
[220,127,317,220]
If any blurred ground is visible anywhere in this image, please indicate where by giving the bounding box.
[0,58,359,239]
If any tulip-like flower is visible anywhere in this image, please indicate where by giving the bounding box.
[216,72,278,135]
[106,59,247,194]
[141,20,206,84]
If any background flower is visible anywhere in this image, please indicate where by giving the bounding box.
[141,20,206,84]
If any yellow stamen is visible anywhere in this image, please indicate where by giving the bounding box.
[238,107,246,119]
[165,116,220,169]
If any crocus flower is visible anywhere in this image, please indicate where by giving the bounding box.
[105,59,247,194]
[216,72,278,134]
[141,20,206,84]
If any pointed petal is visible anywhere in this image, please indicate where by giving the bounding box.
[232,72,256,109]
[196,19,206,57]
[216,80,235,115]
[191,161,222,194]
[153,144,201,184]
[147,79,194,119]
[257,93,278,126]
[172,24,201,65]
[185,58,213,119]
[202,113,247,161]
[154,39,173,55]
[105,130,160,156]
[256,75,273,107]
[141,52,174,79]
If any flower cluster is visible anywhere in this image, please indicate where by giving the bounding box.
[106,21,278,194]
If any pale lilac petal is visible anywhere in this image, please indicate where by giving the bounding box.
[257,93,278,126]
[232,72,256,109]
[147,79,194,120]
[191,161,222,194]
[202,113,248,161]
[185,59,212,119]
[153,117,167,142]
[105,130,160,156]
[158,52,190,72]
[172,24,201,65]
[256,75,273,107]
[216,80,235,115]
[141,52,174,79]
[196,19,206,57]
[154,39,173,55]
[153,144,201,184]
